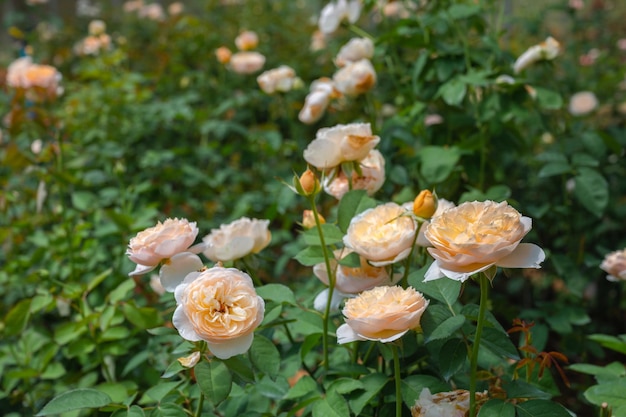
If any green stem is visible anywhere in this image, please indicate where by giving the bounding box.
[240,256,263,287]
[195,391,205,417]
[400,219,423,288]
[469,274,489,417]
[310,198,335,372]
[391,344,402,417]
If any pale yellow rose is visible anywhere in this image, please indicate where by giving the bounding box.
[337,285,429,343]
[229,51,266,74]
[513,36,560,74]
[411,388,488,417]
[173,266,265,359]
[235,30,259,51]
[401,198,455,247]
[335,37,374,67]
[333,58,377,96]
[257,65,300,94]
[343,202,416,266]
[298,78,339,124]
[202,217,271,262]
[319,0,362,34]
[600,249,626,282]
[304,122,380,170]
[424,201,545,282]
[88,20,106,36]
[323,149,385,200]
[127,218,199,275]
[568,91,598,116]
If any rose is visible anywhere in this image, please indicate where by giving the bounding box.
[513,36,560,74]
[323,149,385,200]
[600,249,626,282]
[337,285,429,343]
[332,58,376,96]
[172,266,265,359]
[343,202,416,266]
[318,0,362,34]
[303,122,380,170]
[412,189,437,219]
[335,37,374,67]
[235,30,259,51]
[257,65,300,94]
[228,51,266,74]
[424,200,545,282]
[127,218,199,276]
[411,388,488,417]
[202,217,271,262]
[215,46,232,64]
[298,78,338,124]
[568,91,599,116]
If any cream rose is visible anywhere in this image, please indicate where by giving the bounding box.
[335,37,374,67]
[337,285,429,343]
[401,198,456,247]
[257,65,300,94]
[323,149,385,200]
[127,218,199,276]
[298,78,339,124]
[172,266,265,359]
[343,202,416,266]
[513,36,560,74]
[424,200,545,282]
[411,388,488,417]
[235,30,259,51]
[568,91,598,116]
[333,58,377,96]
[202,217,271,262]
[303,122,380,170]
[229,51,266,74]
[600,249,626,282]
[318,0,362,34]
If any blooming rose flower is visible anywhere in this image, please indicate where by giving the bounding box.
[411,388,488,417]
[513,36,560,74]
[298,78,340,124]
[75,34,112,55]
[333,58,377,96]
[168,2,184,15]
[343,202,417,266]
[127,218,199,276]
[235,30,259,51]
[215,46,232,64]
[403,198,456,247]
[424,201,545,282]
[88,19,106,35]
[257,65,301,94]
[314,248,401,294]
[202,217,271,262]
[335,37,374,67]
[138,3,165,21]
[229,51,266,74]
[304,122,380,170]
[323,149,385,200]
[319,0,362,34]
[600,249,626,282]
[7,57,62,98]
[173,266,265,359]
[337,285,429,343]
[568,91,598,116]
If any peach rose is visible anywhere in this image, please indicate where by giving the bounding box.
[333,58,376,96]
[303,122,380,170]
[127,218,199,276]
[323,149,385,200]
[513,36,560,74]
[343,202,417,266]
[319,0,362,34]
[568,91,598,116]
[401,198,455,247]
[411,388,488,417]
[202,217,271,262]
[168,2,184,16]
[424,201,545,282]
[257,65,300,94]
[138,3,165,21]
[215,46,232,64]
[298,78,339,124]
[335,37,374,67]
[235,30,259,51]
[600,249,626,282]
[337,285,429,343]
[229,51,266,74]
[173,266,265,359]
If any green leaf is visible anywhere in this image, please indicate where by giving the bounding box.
[71,191,96,211]
[426,315,466,342]
[534,87,563,110]
[337,190,377,233]
[195,360,232,405]
[571,153,599,168]
[419,146,461,184]
[569,362,626,383]
[139,381,182,404]
[302,223,345,246]
[127,405,146,417]
[584,379,626,411]
[515,399,573,416]
[409,269,461,307]
[36,388,112,415]
[249,335,281,377]
[108,280,136,304]
[284,375,320,400]
[588,334,626,355]
[151,402,187,417]
[256,284,297,305]
[447,3,481,19]
[294,246,326,266]
[122,303,162,330]
[3,298,32,337]
[349,373,388,415]
[439,338,467,380]
[574,167,608,216]
[478,327,520,360]
[312,390,350,417]
[537,161,571,178]
[438,78,467,106]
[327,378,365,395]
[477,399,515,417]
[86,268,112,293]
[401,375,450,410]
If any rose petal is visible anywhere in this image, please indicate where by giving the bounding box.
[204,236,255,262]
[303,138,343,169]
[423,262,445,282]
[128,263,157,277]
[313,288,349,312]
[336,323,363,344]
[437,263,495,283]
[207,332,255,359]
[496,243,545,269]
[159,252,204,292]
[172,305,202,342]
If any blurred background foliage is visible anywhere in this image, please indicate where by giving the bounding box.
[0,0,625,415]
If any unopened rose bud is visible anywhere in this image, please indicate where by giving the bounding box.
[413,190,437,219]
[294,168,320,196]
[302,209,325,229]
[215,46,232,64]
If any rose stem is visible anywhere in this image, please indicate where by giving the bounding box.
[469,273,489,417]
[391,344,403,417]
